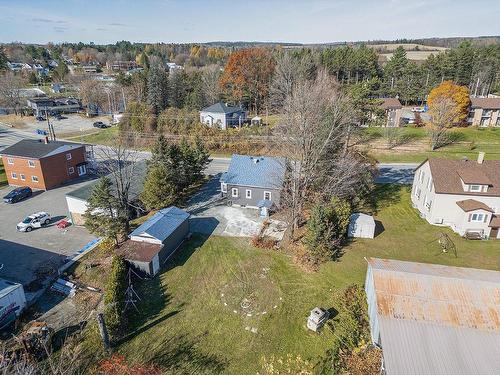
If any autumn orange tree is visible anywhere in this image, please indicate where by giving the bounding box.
[219,48,275,112]
[427,80,470,125]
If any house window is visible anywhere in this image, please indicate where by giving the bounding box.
[427,177,433,191]
[66,153,72,160]
[68,167,75,174]
[77,164,86,176]
[419,171,424,183]
[231,188,238,197]
[7,158,14,165]
[28,160,35,168]
[20,174,25,181]
[11,172,17,179]
[416,188,421,200]
[221,183,227,193]
[470,213,485,222]
[264,191,272,201]
[246,189,252,199]
[32,176,39,183]
[469,185,481,192]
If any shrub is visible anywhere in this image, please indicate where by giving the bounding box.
[103,256,128,338]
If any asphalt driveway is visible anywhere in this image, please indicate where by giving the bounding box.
[0,179,97,286]
[186,176,264,237]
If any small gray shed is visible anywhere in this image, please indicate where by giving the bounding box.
[348,213,375,239]
[119,206,190,276]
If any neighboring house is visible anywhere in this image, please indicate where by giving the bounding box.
[51,83,65,94]
[106,60,139,71]
[220,154,286,215]
[0,139,90,190]
[65,161,147,226]
[117,207,190,276]
[166,62,184,72]
[468,97,500,127]
[27,97,81,117]
[411,153,500,239]
[365,258,500,375]
[200,102,247,130]
[7,62,32,72]
[378,98,403,127]
[81,65,98,73]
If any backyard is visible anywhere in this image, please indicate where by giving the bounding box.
[71,185,500,373]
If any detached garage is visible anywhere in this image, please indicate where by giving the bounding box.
[348,213,375,239]
[117,206,190,276]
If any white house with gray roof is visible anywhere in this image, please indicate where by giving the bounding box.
[411,153,500,239]
[199,102,247,130]
[365,258,500,375]
[220,154,286,215]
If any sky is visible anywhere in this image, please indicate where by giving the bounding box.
[0,0,499,44]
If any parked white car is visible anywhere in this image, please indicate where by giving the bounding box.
[17,212,51,232]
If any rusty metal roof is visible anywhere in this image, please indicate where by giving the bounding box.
[367,258,500,375]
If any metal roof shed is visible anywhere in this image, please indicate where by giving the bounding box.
[365,258,500,375]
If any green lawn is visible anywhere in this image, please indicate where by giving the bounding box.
[365,126,500,163]
[75,185,499,373]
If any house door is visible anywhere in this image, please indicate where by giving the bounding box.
[491,227,499,239]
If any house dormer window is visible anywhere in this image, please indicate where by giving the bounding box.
[469,185,482,192]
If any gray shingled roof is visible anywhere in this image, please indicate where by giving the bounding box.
[220,154,286,189]
[66,161,147,201]
[1,139,84,159]
[130,206,189,242]
[201,102,244,114]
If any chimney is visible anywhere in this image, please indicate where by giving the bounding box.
[477,152,485,164]
[44,136,49,144]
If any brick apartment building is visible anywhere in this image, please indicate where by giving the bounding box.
[1,139,89,190]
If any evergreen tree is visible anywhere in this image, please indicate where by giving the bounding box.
[0,47,7,71]
[147,66,169,114]
[83,177,126,245]
[168,70,187,108]
[140,164,176,210]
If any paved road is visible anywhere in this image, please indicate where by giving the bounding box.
[1,124,416,182]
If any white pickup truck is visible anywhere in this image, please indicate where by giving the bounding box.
[17,212,51,232]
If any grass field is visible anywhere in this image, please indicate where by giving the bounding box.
[74,185,500,373]
[365,127,500,163]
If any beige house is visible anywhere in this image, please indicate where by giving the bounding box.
[378,98,403,127]
[468,97,500,127]
[411,153,500,239]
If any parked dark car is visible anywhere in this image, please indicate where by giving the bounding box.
[36,116,45,121]
[93,121,108,128]
[3,186,33,204]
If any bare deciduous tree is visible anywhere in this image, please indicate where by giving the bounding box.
[0,72,27,115]
[79,78,107,115]
[426,96,457,150]
[96,135,143,234]
[276,70,373,237]
[201,64,221,105]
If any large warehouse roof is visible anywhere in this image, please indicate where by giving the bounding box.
[367,258,500,375]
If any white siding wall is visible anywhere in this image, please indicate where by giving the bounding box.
[130,233,162,245]
[411,161,500,237]
[200,111,227,129]
[365,265,380,345]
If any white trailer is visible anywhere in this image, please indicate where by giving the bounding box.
[0,279,27,329]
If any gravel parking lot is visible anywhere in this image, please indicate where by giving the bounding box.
[0,179,96,286]
[12,114,110,137]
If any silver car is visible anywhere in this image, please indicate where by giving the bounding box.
[17,212,51,232]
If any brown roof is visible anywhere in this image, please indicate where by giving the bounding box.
[379,97,402,110]
[456,199,494,213]
[117,240,162,263]
[470,97,500,110]
[368,258,500,331]
[489,215,500,228]
[426,158,500,197]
